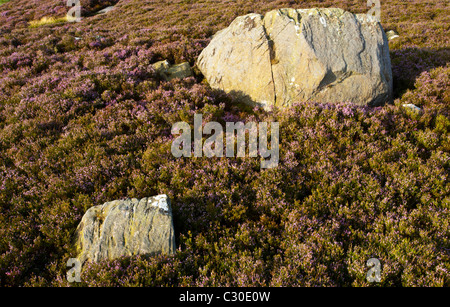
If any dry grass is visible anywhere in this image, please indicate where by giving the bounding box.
[28,15,79,28]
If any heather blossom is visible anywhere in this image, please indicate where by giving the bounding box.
[0,0,449,287]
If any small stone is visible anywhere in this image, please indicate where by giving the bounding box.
[402,103,422,113]
[152,60,193,81]
[166,62,193,80]
[96,6,115,15]
[386,30,399,40]
[152,60,170,72]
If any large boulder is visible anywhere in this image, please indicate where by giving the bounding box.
[75,195,176,264]
[196,8,393,108]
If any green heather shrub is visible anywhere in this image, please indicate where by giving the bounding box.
[0,0,449,287]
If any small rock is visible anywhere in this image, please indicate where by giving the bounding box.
[167,62,193,80]
[152,60,193,81]
[96,6,115,15]
[402,103,422,113]
[74,195,176,264]
[386,30,399,40]
[152,60,171,72]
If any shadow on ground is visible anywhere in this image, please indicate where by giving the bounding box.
[390,47,450,99]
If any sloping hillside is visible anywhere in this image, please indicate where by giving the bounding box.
[0,0,449,286]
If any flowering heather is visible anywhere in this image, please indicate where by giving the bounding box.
[0,0,449,287]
